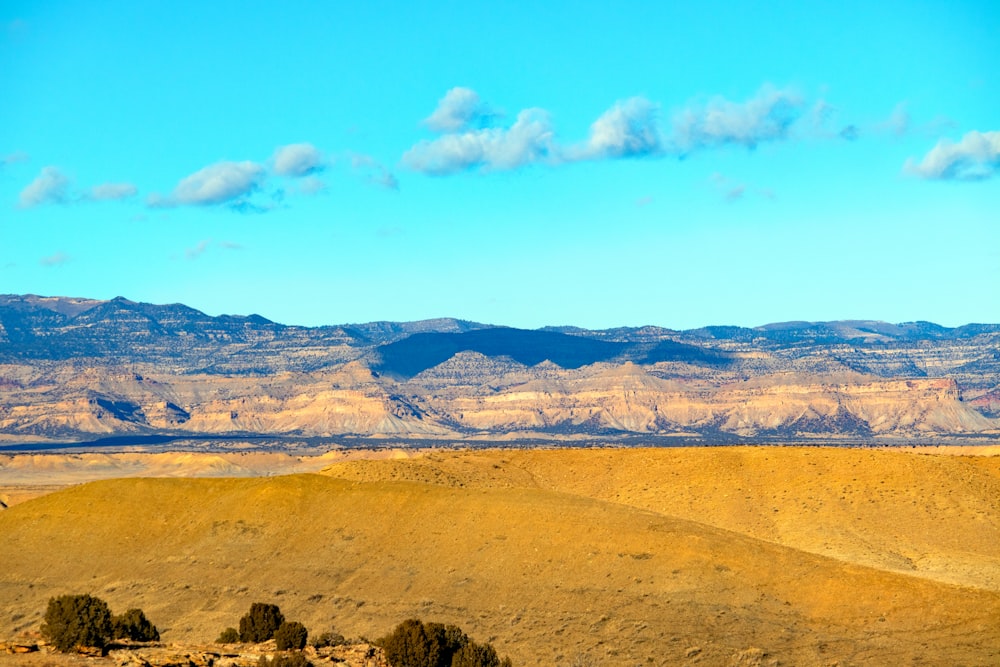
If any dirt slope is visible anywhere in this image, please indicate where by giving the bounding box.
[325,447,1000,591]
[0,448,998,666]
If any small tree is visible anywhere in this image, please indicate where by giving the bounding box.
[217,627,240,644]
[239,602,285,643]
[112,608,160,642]
[380,618,446,667]
[41,594,113,653]
[275,621,309,651]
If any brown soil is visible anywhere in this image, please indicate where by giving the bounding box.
[0,446,997,666]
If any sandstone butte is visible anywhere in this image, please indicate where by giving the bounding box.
[0,446,998,666]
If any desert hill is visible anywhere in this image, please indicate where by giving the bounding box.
[1,447,998,666]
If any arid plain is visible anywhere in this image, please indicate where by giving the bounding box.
[1,445,998,666]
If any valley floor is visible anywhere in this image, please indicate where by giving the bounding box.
[1,443,998,666]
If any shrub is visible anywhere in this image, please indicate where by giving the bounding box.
[379,619,512,667]
[112,608,160,642]
[239,603,285,643]
[310,631,345,648]
[217,627,241,644]
[40,594,114,653]
[380,618,446,667]
[452,642,504,667]
[275,621,308,651]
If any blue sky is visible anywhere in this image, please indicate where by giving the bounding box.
[1,1,997,329]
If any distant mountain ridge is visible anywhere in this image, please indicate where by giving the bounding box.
[1,294,998,443]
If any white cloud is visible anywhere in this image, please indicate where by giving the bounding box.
[40,251,70,267]
[575,97,662,159]
[403,108,556,175]
[273,143,324,177]
[672,85,803,153]
[154,160,264,207]
[88,182,137,201]
[905,130,1000,181]
[19,166,70,207]
[424,87,493,132]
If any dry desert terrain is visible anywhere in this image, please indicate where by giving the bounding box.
[1,445,998,666]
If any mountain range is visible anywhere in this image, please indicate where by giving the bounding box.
[1,293,998,444]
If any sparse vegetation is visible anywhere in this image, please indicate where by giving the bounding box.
[274,620,308,650]
[239,602,285,643]
[40,594,114,653]
[112,607,160,642]
[379,618,512,667]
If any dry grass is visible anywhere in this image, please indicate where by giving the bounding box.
[0,446,998,666]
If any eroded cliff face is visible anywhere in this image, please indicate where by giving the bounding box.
[1,295,998,442]
[1,358,995,441]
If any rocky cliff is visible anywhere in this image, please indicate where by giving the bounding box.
[1,295,998,443]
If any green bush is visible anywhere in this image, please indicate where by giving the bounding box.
[239,602,285,643]
[40,594,114,653]
[275,621,309,651]
[217,627,241,644]
[379,619,512,667]
[112,608,160,642]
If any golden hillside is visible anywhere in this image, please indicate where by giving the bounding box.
[1,447,998,666]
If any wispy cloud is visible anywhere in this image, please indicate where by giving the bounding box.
[149,160,265,208]
[424,87,497,132]
[19,166,70,207]
[573,97,663,160]
[40,251,71,267]
[272,143,325,177]
[403,107,556,175]
[87,182,138,201]
[809,99,835,132]
[185,240,211,259]
[1,151,29,167]
[904,130,1000,181]
[351,153,399,190]
[839,125,860,141]
[710,173,745,202]
[671,85,803,153]
[185,239,243,259]
[710,172,774,202]
[879,103,910,136]
[298,176,327,195]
